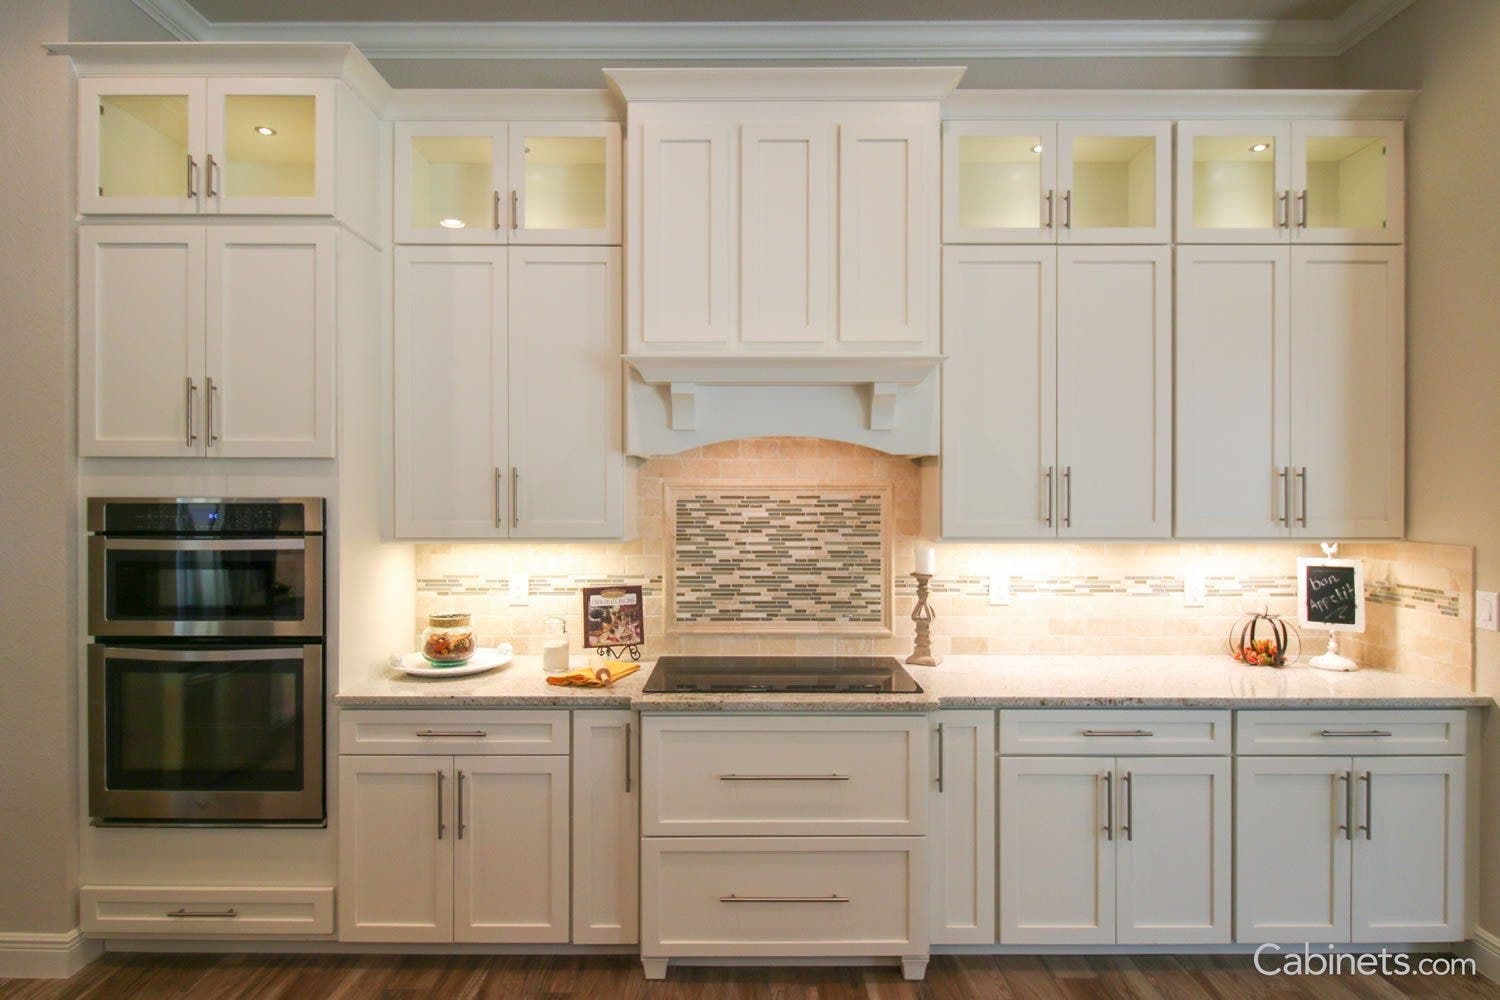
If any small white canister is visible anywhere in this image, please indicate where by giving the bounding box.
[541,616,570,673]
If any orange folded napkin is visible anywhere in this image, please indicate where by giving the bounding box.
[545,660,641,688]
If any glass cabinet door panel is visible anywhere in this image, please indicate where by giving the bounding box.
[221,93,317,199]
[1069,135,1156,230]
[1191,135,1279,231]
[1302,134,1389,232]
[98,94,192,199]
[520,135,608,232]
[956,134,1045,230]
[411,134,499,232]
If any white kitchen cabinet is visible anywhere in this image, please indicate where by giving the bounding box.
[394,246,623,539]
[454,756,570,943]
[1176,119,1402,244]
[337,755,454,943]
[936,245,1169,539]
[930,712,995,944]
[943,120,1169,244]
[80,76,335,216]
[510,122,621,245]
[1055,246,1172,538]
[572,711,639,945]
[79,225,335,459]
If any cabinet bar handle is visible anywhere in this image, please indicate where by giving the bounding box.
[205,154,217,198]
[624,721,633,794]
[1044,190,1055,229]
[1062,190,1073,229]
[511,190,519,230]
[1337,771,1351,840]
[456,768,466,840]
[1123,771,1134,842]
[206,377,219,445]
[492,190,501,230]
[936,722,945,793]
[185,378,198,446]
[1063,466,1072,528]
[1296,466,1308,527]
[1296,189,1308,228]
[187,155,198,199]
[1319,730,1393,738]
[167,908,236,918]
[436,770,446,840]
[1276,467,1289,527]
[721,894,849,904]
[495,468,504,528]
[719,773,850,781]
[1277,190,1289,229]
[1081,729,1154,738]
[416,730,489,738]
[511,467,519,528]
[1102,770,1113,841]
[1360,771,1372,839]
[1043,466,1054,527]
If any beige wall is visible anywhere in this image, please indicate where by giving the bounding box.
[1340,0,1500,939]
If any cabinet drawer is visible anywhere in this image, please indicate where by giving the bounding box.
[641,715,928,836]
[641,836,927,957]
[999,710,1230,755]
[79,886,333,936]
[1235,710,1467,755]
[339,709,569,755]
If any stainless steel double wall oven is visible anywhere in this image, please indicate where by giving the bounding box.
[87,498,326,823]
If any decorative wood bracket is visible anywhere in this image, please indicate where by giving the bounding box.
[668,382,698,431]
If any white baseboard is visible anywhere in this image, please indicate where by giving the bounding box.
[1464,927,1500,984]
[0,928,102,980]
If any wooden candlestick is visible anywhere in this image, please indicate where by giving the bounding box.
[906,572,940,667]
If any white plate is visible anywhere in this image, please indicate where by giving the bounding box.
[390,644,513,679]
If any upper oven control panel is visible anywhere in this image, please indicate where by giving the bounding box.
[88,498,325,535]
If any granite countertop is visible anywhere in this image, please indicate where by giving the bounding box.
[335,653,1489,710]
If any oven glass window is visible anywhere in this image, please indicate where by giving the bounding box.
[105,548,306,621]
[104,655,305,791]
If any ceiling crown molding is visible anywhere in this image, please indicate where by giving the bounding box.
[131,1,1417,61]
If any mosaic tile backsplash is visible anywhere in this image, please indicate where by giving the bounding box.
[411,437,1475,690]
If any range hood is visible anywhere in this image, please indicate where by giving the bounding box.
[623,355,944,458]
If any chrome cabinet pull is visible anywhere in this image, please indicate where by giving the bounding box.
[1337,771,1351,840]
[1359,771,1373,840]
[185,378,198,447]
[436,770,446,840]
[1277,190,1289,229]
[1319,730,1393,738]
[1102,770,1114,841]
[416,729,489,738]
[456,768,466,840]
[167,908,236,918]
[1122,771,1134,841]
[1043,466,1054,527]
[719,773,850,781]
[492,190,501,230]
[1081,729,1154,738]
[205,154,217,198]
[495,468,504,528]
[1276,467,1289,527]
[1062,190,1073,229]
[721,894,849,904]
[1044,190,1055,229]
[936,722,945,793]
[511,190,520,230]
[1296,190,1308,228]
[1063,466,1072,528]
[206,377,219,445]
[187,155,198,199]
[1296,467,1308,527]
[511,467,519,528]
[624,721,633,794]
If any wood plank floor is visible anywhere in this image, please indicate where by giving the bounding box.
[2,953,1496,1000]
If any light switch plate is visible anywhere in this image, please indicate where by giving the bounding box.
[1184,574,1206,608]
[1478,591,1498,632]
[508,574,529,606]
[989,574,1010,607]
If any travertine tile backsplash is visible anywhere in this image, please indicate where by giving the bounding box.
[413,437,1474,690]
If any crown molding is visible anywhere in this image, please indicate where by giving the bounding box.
[606,66,964,103]
[124,7,1416,61]
[385,88,620,121]
[943,88,1417,121]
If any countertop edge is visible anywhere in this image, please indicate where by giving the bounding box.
[334,693,1491,710]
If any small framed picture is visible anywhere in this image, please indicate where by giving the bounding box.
[582,585,645,650]
[1297,558,1365,633]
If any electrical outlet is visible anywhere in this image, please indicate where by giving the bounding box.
[989,573,1010,607]
[508,573,529,606]
[1184,574,1207,608]
[1478,591,1499,632]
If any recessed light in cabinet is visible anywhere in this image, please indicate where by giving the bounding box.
[1250,142,1269,152]
[439,218,466,229]
[255,125,277,136]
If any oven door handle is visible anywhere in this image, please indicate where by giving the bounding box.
[96,537,308,551]
[88,644,316,663]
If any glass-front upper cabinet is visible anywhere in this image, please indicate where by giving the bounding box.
[80,77,334,216]
[942,120,1169,244]
[1292,121,1403,244]
[1176,121,1292,243]
[509,122,621,245]
[395,123,509,245]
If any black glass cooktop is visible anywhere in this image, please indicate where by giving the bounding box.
[642,655,923,694]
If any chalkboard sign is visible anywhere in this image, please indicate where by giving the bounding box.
[1297,558,1365,632]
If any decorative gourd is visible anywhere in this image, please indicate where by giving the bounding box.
[1229,606,1299,667]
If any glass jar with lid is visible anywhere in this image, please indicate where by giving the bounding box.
[421,612,477,666]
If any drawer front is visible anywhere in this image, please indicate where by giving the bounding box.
[642,836,927,957]
[1235,710,1467,755]
[79,886,333,936]
[999,710,1231,755]
[339,709,569,755]
[642,715,928,836]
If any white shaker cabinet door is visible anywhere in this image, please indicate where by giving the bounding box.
[205,227,336,458]
[454,756,571,943]
[930,711,996,944]
[78,226,205,457]
[507,247,623,539]
[572,711,640,945]
[1174,245,1291,537]
[1056,246,1172,538]
[1235,757,1352,944]
[999,757,1115,945]
[940,246,1057,539]
[1115,756,1231,945]
[337,756,454,943]
[1350,756,1466,943]
[1289,245,1405,538]
[394,246,508,538]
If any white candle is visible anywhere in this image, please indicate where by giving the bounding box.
[914,542,936,576]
